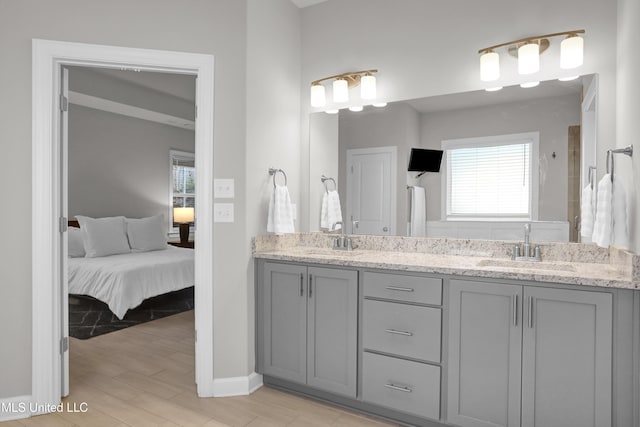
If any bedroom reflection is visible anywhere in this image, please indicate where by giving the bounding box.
[66,66,197,385]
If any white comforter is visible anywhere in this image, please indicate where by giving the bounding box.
[68,246,194,319]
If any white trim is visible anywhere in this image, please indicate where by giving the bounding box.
[0,395,32,421]
[32,39,216,413]
[207,373,264,398]
[68,91,195,130]
[440,132,540,221]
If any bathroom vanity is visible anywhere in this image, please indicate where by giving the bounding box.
[254,234,640,427]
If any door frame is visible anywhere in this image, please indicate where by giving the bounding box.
[31,39,215,412]
[345,146,397,235]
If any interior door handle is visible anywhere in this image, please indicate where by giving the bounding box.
[383,226,388,232]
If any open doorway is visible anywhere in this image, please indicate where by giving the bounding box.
[32,39,215,410]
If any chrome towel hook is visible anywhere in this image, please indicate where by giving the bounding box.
[268,168,287,188]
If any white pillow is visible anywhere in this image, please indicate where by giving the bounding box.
[126,215,168,252]
[75,215,131,258]
[68,227,85,258]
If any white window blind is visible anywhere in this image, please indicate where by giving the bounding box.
[169,150,195,231]
[443,133,538,220]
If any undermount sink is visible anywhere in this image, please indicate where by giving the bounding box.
[476,259,577,273]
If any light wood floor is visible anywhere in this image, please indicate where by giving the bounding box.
[6,311,397,427]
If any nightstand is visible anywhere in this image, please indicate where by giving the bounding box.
[168,241,194,249]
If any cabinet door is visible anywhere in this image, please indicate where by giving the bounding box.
[263,262,307,384]
[307,267,358,397]
[521,287,612,427]
[448,280,522,427]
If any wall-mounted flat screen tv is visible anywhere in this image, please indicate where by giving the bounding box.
[408,148,443,173]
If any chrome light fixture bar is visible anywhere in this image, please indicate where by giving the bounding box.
[310,69,379,107]
[478,29,585,84]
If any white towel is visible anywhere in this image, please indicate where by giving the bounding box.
[611,178,629,248]
[321,190,342,230]
[591,174,613,247]
[410,186,426,237]
[267,185,295,234]
[580,184,595,242]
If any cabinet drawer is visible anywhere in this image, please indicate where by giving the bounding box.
[363,271,442,305]
[363,299,441,362]
[363,352,440,420]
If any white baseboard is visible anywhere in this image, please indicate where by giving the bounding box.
[202,372,263,397]
[0,395,32,421]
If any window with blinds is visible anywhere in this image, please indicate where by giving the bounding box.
[170,150,195,231]
[442,132,539,220]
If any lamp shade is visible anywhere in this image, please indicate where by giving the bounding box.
[310,83,326,107]
[518,43,539,75]
[480,51,500,82]
[560,35,583,69]
[333,78,349,103]
[360,74,376,99]
[174,207,194,223]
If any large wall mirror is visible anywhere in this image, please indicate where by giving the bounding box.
[309,74,598,242]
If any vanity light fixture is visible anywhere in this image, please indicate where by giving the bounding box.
[485,86,503,92]
[478,29,585,82]
[348,105,364,112]
[325,109,339,115]
[558,75,580,81]
[310,69,379,106]
[372,102,387,107]
[520,81,540,88]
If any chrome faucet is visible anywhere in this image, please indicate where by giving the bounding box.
[512,223,541,261]
[332,221,352,250]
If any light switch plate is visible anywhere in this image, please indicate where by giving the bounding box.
[214,179,234,198]
[214,203,234,223]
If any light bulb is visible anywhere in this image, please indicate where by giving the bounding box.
[518,43,540,75]
[310,83,325,107]
[333,79,349,103]
[360,74,376,100]
[561,35,583,69]
[480,51,500,82]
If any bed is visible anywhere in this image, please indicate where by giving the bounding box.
[68,215,194,319]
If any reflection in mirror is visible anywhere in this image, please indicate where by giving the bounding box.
[309,75,597,242]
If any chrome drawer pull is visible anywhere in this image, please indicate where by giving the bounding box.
[384,329,413,337]
[384,383,412,393]
[385,286,414,292]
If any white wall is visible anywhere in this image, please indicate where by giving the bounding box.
[245,0,301,373]
[421,94,580,221]
[0,0,248,398]
[68,104,195,222]
[617,0,640,253]
[301,0,618,231]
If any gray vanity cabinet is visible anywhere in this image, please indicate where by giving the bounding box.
[262,262,358,398]
[448,279,613,427]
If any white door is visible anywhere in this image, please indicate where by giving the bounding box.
[60,67,70,397]
[346,147,396,235]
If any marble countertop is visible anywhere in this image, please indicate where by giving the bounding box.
[254,246,638,290]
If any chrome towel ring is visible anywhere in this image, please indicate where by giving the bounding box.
[321,175,337,193]
[268,168,287,188]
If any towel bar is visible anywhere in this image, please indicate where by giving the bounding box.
[606,145,633,182]
[268,168,287,188]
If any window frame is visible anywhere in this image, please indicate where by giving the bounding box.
[169,149,196,234]
[440,132,540,221]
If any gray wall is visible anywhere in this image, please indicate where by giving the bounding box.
[338,103,420,234]
[617,0,640,253]
[68,104,195,222]
[420,94,580,222]
[0,0,250,398]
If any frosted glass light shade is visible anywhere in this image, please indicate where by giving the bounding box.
[561,35,583,69]
[518,43,539,75]
[325,109,339,114]
[333,79,349,103]
[349,105,363,112]
[310,84,326,107]
[480,51,500,82]
[174,207,194,223]
[360,74,376,99]
[520,81,540,88]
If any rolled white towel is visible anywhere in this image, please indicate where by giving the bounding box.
[591,174,613,248]
[580,184,595,242]
[267,185,295,234]
[611,178,629,248]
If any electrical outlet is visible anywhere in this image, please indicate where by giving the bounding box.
[214,203,234,223]
[214,179,234,198]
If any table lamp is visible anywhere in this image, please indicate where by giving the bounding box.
[173,207,194,244]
